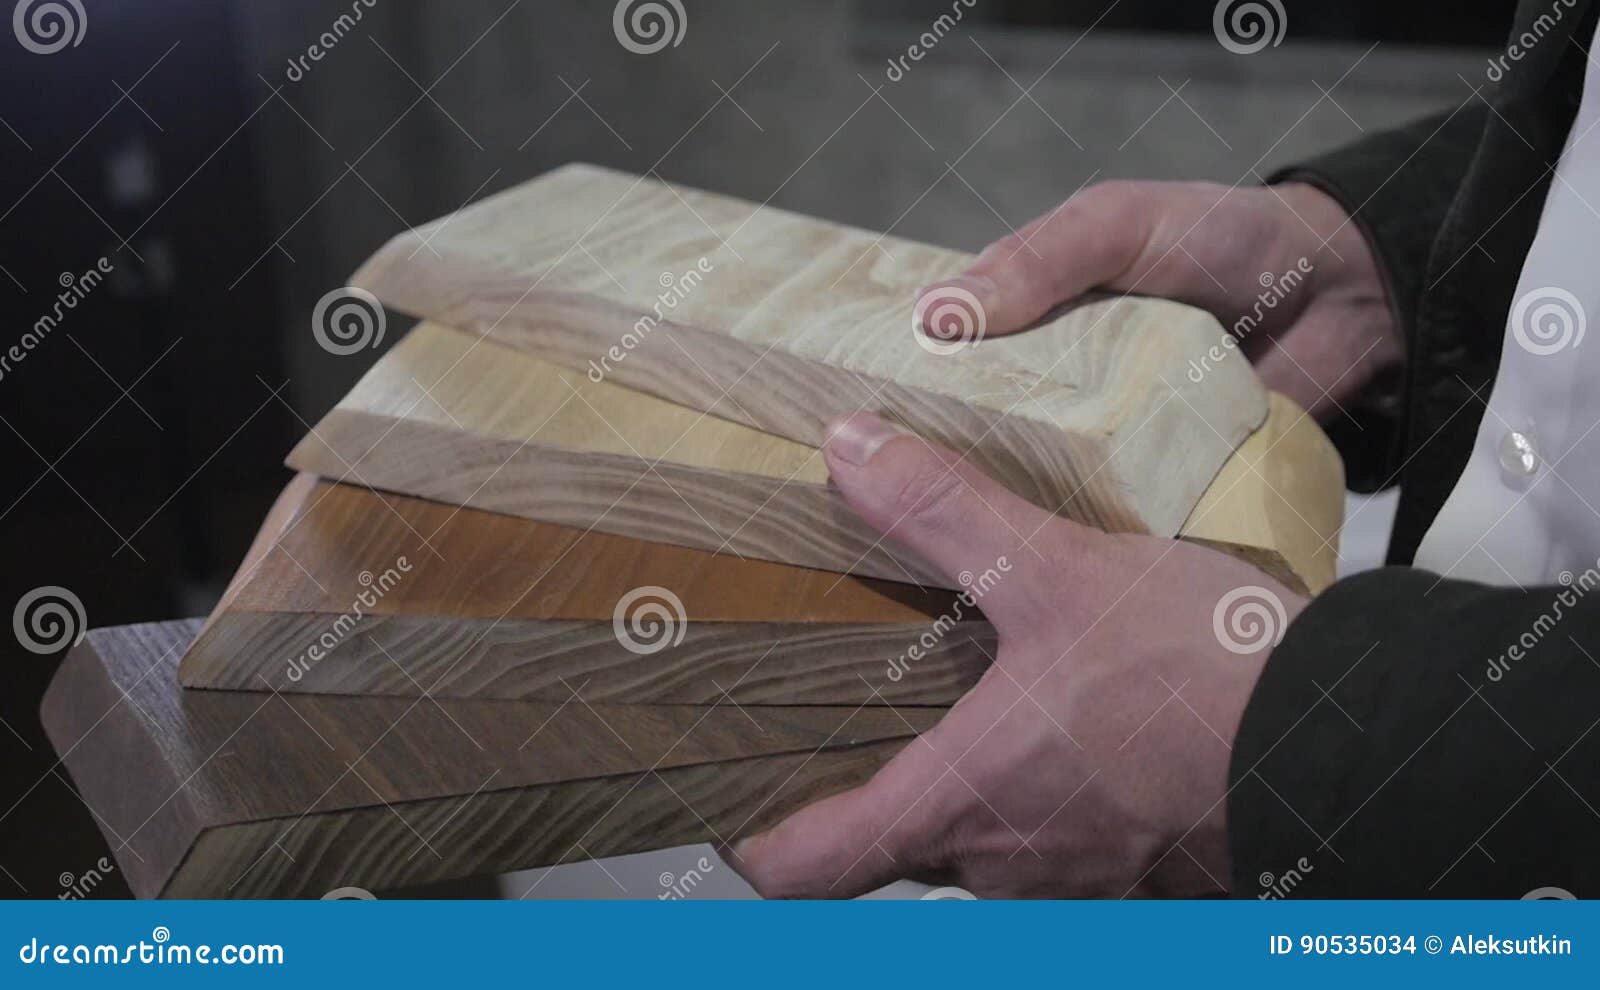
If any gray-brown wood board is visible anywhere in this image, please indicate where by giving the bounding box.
[42,619,939,898]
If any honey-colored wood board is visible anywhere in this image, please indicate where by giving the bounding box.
[289,322,1340,594]
[351,162,1269,536]
[178,475,994,704]
[43,619,941,898]
[1180,392,1344,594]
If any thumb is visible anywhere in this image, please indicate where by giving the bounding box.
[822,412,1073,629]
[724,727,956,898]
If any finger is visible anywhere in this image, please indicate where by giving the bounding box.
[725,725,957,899]
[1252,304,1402,419]
[822,412,1077,631]
[917,181,1235,339]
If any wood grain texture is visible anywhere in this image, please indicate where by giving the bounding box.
[1180,392,1344,594]
[351,162,1269,536]
[44,619,940,898]
[178,475,994,704]
[289,321,1341,594]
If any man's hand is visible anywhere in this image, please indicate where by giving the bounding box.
[918,181,1399,419]
[724,413,1307,898]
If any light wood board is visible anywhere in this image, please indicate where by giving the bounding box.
[351,162,1269,536]
[289,321,1341,594]
[44,619,940,898]
[178,474,994,704]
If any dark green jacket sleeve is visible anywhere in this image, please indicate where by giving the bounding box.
[1270,106,1486,491]
[1228,568,1600,898]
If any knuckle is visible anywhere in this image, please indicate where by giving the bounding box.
[889,461,970,531]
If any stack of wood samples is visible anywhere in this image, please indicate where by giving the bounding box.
[43,165,1343,897]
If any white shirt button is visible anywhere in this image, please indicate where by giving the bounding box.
[1498,429,1541,478]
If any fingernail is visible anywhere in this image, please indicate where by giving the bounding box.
[824,413,906,467]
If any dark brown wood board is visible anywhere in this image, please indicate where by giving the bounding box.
[42,619,939,898]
